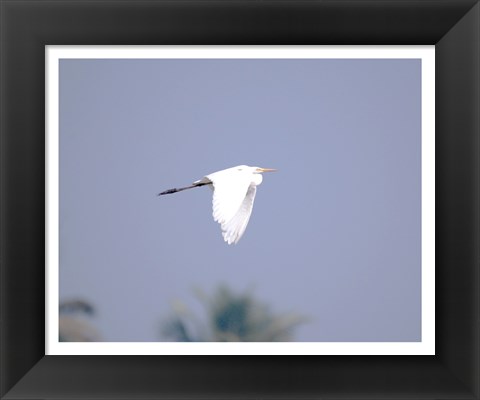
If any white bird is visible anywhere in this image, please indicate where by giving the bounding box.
[158,165,276,244]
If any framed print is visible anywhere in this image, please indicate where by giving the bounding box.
[1,1,479,399]
[46,46,434,356]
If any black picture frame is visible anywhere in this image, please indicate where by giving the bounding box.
[1,0,479,399]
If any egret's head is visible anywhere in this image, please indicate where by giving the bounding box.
[235,165,277,174]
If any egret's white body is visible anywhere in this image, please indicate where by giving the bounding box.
[159,165,276,244]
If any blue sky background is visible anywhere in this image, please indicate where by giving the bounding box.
[59,58,421,341]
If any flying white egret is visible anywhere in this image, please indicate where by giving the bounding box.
[158,165,276,244]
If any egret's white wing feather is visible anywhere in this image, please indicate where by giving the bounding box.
[209,170,252,225]
[221,185,257,244]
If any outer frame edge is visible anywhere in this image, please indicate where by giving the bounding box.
[1,0,479,399]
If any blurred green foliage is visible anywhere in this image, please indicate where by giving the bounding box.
[59,299,101,342]
[161,285,306,342]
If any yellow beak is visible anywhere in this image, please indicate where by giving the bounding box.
[257,167,277,173]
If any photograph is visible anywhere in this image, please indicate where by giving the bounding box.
[50,47,434,353]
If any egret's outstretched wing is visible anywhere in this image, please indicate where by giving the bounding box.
[221,185,257,245]
[209,172,252,225]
